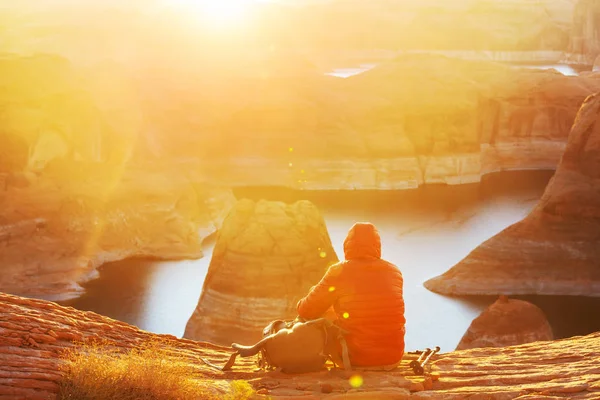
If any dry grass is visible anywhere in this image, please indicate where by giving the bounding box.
[58,340,256,400]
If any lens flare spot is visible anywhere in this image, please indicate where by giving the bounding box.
[319,251,327,258]
[288,162,293,167]
[300,169,305,174]
[328,286,335,292]
[289,147,294,152]
[343,312,350,319]
[349,374,363,388]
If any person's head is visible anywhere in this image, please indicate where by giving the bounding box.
[343,222,381,260]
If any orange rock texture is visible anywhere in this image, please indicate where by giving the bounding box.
[1,292,599,399]
[0,166,235,302]
[425,92,600,296]
[456,296,554,350]
[184,199,338,346]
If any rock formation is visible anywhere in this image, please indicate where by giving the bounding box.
[456,296,553,350]
[1,291,599,399]
[566,0,600,65]
[425,92,600,296]
[199,55,600,189]
[3,53,600,192]
[0,167,236,302]
[184,199,338,346]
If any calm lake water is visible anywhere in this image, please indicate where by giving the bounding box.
[65,170,559,352]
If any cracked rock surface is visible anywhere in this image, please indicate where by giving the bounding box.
[184,199,338,346]
[1,292,599,399]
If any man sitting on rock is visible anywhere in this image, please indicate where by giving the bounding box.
[297,222,406,368]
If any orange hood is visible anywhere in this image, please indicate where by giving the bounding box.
[343,222,381,260]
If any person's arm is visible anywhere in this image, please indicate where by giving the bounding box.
[297,263,343,320]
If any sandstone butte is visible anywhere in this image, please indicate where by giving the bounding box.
[425,92,600,296]
[184,199,339,346]
[456,296,554,350]
[0,291,598,399]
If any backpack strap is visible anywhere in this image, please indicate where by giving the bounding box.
[339,335,352,371]
[199,351,238,372]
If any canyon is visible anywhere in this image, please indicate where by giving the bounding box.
[2,49,598,302]
[425,92,600,296]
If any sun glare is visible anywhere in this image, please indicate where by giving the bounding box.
[171,0,252,28]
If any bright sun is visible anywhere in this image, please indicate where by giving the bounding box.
[171,0,252,28]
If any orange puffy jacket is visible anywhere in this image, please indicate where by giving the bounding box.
[297,222,406,367]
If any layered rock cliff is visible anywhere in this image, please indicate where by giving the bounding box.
[3,53,599,192]
[566,0,600,65]
[0,166,236,302]
[184,199,338,346]
[0,54,237,301]
[1,291,599,399]
[456,296,553,350]
[425,92,600,296]
[197,55,600,189]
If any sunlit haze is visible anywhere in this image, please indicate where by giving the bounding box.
[1,0,599,396]
[169,0,254,28]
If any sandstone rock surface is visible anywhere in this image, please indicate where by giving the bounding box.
[566,0,600,65]
[425,92,600,296]
[0,166,235,302]
[456,296,553,350]
[1,292,599,399]
[2,53,599,192]
[198,55,600,190]
[184,199,338,346]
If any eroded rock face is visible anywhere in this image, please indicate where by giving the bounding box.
[425,92,600,296]
[3,53,599,192]
[0,166,236,302]
[456,296,553,350]
[1,291,599,399]
[566,0,600,65]
[197,56,600,190]
[184,199,338,346]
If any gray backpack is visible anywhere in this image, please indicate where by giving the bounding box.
[204,318,351,373]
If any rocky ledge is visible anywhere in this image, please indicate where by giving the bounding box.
[1,292,599,399]
[184,199,338,346]
[425,92,600,296]
[457,296,553,350]
[0,166,235,302]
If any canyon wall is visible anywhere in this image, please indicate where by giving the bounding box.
[425,92,600,296]
[193,55,600,189]
[3,53,599,193]
[0,167,235,302]
[566,0,600,65]
[184,199,338,345]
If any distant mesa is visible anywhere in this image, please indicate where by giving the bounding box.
[425,92,600,296]
[456,296,553,350]
[184,199,338,345]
